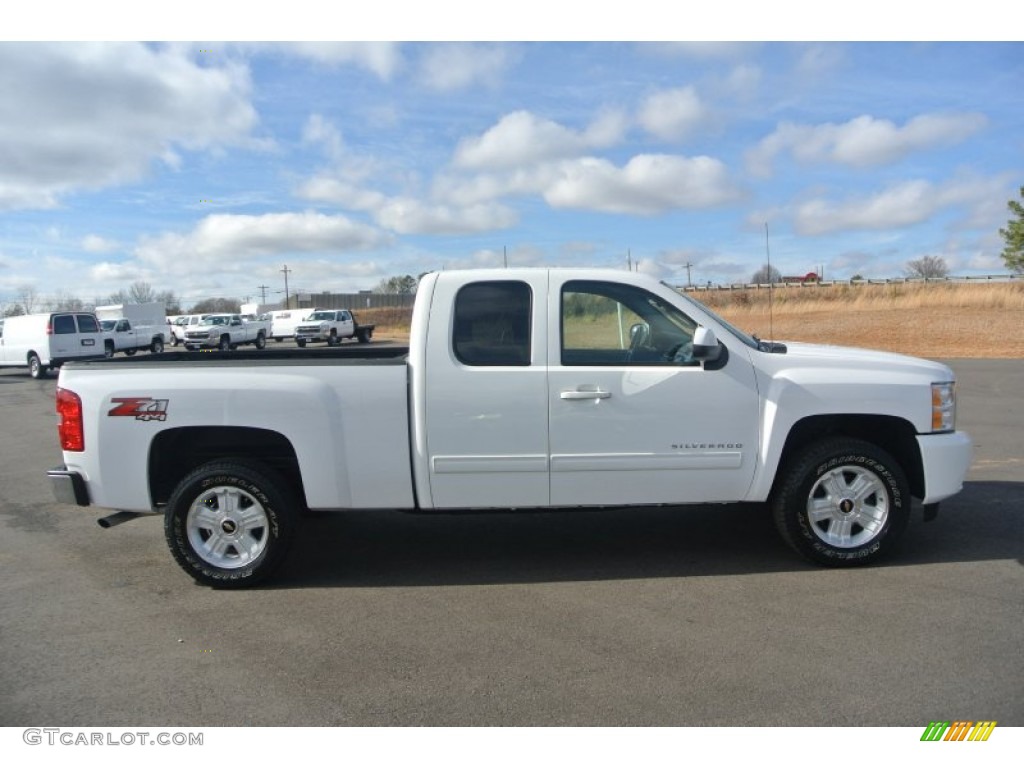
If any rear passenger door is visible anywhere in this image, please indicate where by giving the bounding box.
[423,274,549,508]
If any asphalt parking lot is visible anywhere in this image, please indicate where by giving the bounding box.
[0,355,1021,726]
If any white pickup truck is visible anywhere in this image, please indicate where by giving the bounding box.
[47,268,972,588]
[99,318,166,357]
[183,313,268,351]
[294,309,375,346]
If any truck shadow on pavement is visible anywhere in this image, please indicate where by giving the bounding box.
[272,480,1023,589]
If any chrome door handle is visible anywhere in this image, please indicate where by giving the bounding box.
[560,389,611,400]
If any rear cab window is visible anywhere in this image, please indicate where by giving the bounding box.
[452,281,532,366]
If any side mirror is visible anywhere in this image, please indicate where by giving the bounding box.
[692,326,721,362]
[628,322,650,348]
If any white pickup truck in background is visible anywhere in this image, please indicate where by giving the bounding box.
[48,268,972,588]
[182,313,268,351]
[95,302,167,357]
[294,309,375,346]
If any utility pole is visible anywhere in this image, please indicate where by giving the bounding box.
[280,265,291,310]
[503,245,508,268]
[627,249,632,271]
[683,262,694,286]
[257,284,269,305]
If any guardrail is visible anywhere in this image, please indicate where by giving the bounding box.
[676,274,1021,292]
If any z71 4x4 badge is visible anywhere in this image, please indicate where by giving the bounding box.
[108,397,169,422]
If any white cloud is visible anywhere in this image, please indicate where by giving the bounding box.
[81,235,119,253]
[0,43,260,210]
[375,198,518,235]
[453,110,625,171]
[748,112,988,175]
[275,42,402,80]
[791,176,1000,236]
[135,211,390,267]
[637,86,709,142]
[544,155,742,215]
[417,43,517,91]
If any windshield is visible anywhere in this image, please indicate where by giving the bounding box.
[666,286,760,350]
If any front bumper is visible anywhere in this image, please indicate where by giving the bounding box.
[917,430,973,504]
[48,466,91,507]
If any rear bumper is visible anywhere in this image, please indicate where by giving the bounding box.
[917,431,973,504]
[47,466,91,507]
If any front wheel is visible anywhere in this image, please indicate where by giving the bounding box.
[164,461,298,588]
[254,333,266,350]
[772,438,910,566]
[219,335,231,352]
[296,338,306,348]
[151,338,164,354]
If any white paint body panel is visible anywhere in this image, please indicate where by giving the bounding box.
[58,268,971,517]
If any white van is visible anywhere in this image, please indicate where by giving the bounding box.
[0,311,105,378]
[268,309,314,342]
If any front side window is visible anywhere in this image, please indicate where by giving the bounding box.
[453,281,532,366]
[561,280,698,366]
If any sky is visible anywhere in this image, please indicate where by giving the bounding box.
[2,11,1021,311]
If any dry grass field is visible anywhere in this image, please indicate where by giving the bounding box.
[363,281,1024,359]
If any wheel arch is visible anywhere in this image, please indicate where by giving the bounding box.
[772,414,924,499]
[149,426,305,510]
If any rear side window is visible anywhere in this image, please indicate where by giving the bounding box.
[453,281,532,366]
[76,314,100,333]
[52,315,77,334]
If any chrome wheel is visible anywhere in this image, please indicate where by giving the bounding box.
[186,485,269,569]
[806,464,888,548]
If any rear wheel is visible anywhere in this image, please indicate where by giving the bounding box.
[124,348,137,356]
[772,438,909,566]
[28,353,48,379]
[104,341,115,359]
[164,460,298,588]
[255,333,266,350]
[151,338,164,354]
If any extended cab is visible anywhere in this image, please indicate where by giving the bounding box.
[47,269,972,587]
[183,313,267,351]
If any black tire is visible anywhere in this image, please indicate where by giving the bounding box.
[170,334,180,347]
[327,332,338,347]
[124,348,137,356]
[164,460,298,588]
[255,332,266,350]
[219,335,231,352]
[296,338,306,348]
[151,338,164,354]
[28,353,47,379]
[357,329,370,344]
[772,438,910,566]
[104,341,115,359]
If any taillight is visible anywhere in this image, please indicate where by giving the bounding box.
[46,321,53,335]
[56,387,84,452]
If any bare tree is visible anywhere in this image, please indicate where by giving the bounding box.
[751,264,781,284]
[17,284,39,314]
[904,255,949,279]
[51,291,87,311]
[155,289,182,315]
[129,281,156,303]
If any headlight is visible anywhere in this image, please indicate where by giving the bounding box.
[931,382,956,432]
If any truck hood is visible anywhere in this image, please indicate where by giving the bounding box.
[774,341,954,380]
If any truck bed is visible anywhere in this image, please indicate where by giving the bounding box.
[62,345,410,370]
